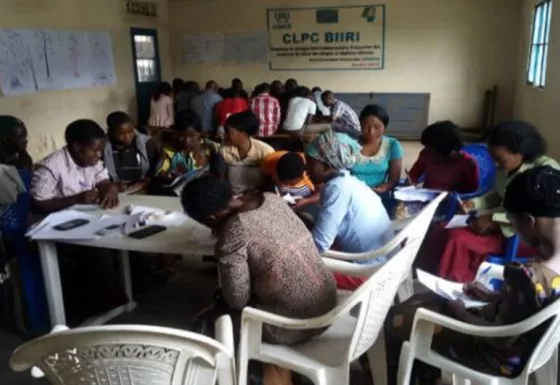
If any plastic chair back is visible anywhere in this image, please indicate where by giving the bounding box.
[460,143,496,199]
[524,299,560,375]
[10,322,236,385]
[347,193,446,360]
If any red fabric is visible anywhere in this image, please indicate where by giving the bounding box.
[333,273,366,291]
[437,227,537,282]
[408,149,479,193]
[250,93,281,137]
[215,98,249,126]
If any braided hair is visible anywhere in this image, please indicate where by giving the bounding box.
[180,174,232,224]
[504,166,560,217]
[421,120,463,156]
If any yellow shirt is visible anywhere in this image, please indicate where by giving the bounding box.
[219,137,274,166]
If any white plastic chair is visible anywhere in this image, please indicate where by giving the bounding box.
[322,192,448,302]
[398,299,560,385]
[236,195,442,385]
[10,316,236,385]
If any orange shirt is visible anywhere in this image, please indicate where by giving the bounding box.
[261,151,315,197]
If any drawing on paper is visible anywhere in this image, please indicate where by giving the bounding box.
[68,33,81,78]
[0,28,117,95]
[0,29,38,95]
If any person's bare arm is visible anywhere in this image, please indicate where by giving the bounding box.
[374,158,403,193]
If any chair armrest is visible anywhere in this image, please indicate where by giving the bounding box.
[413,308,532,338]
[214,315,235,358]
[242,306,340,331]
[322,257,383,276]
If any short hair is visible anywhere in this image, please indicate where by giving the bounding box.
[65,119,105,145]
[154,81,172,101]
[172,78,184,92]
[232,78,243,87]
[359,104,390,127]
[225,110,259,136]
[205,80,217,90]
[0,115,25,144]
[421,120,463,155]
[276,152,305,180]
[180,174,232,223]
[174,110,202,132]
[321,90,334,99]
[311,86,322,93]
[106,111,132,134]
[254,83,271,95]
[504,166,560,218]
[295,86,312,98]
[487,121,546,162]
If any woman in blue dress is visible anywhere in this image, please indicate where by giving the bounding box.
[349,104,404,193]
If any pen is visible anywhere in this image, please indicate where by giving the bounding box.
[475,265,492,284]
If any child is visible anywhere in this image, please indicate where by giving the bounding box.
[261,151,319,209]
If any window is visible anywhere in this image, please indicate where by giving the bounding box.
[527,0,553,88]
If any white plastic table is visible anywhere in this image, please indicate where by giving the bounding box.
[37,194,215,327]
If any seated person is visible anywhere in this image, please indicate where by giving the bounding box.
[261,151,319,209]
[305,132,392,254]
[250,83,281,137]
[31,120,119,213]
[409,120,479,192]
[320,91,361,137]
[382,165,560,385]
[421,121,559,282]
[282,86,330,134]
[104,111,152,194]
[394,120,479,220]
[181,175,337,382]
[191,80,222,133]
[0,115,33,170]
[349,104,404,194]
[149,111,225,196]
[215,88,249,128]
[219,110,274,193]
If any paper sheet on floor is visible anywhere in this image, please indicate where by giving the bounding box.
[416,269,489,308]
[445,215,470,229]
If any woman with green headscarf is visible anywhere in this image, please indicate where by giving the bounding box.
[305,132,392,288]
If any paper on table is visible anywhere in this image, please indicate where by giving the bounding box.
[191,224,217,247]
[394,186,443,202]
[28,210,99,241]
[282,193,303,205]
[66,204,100,211]
[445,215,470,229]
[125,205,189,227]
[416,269,489,309]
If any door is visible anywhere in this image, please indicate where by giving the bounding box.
[130,28,161,126]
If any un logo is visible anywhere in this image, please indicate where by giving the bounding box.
[275,11,290,25]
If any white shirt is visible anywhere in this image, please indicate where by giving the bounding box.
[283,97,317,131]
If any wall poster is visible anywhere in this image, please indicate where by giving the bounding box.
[267,5,385,71]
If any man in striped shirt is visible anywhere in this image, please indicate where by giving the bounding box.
[250,83,281,137]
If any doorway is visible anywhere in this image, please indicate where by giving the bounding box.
[130,28,161,126]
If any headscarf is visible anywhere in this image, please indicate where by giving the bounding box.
[305,131,357,170]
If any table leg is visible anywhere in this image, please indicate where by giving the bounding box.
[117,250,136,312]
[38,241,66,327]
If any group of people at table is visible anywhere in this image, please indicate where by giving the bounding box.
[1,77,560,385]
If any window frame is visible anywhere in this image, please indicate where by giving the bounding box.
[527,0,553,89]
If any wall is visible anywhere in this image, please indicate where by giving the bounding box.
[170,0,521,128]
[0,0,172,160]
[514,0,560,159]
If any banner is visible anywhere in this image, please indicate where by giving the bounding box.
[267,5,385,71]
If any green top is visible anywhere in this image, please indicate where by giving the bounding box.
[472,155,559,237]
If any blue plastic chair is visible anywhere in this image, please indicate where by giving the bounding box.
[486,234,530,266]
[0,169,49,333]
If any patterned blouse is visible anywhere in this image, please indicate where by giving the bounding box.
[152,138,220,179]
[216,193,338,345]
[349,136,404,188]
